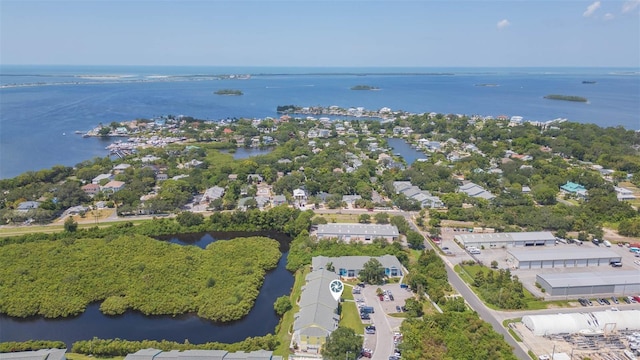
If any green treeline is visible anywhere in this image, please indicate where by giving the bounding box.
[70,335,280,356]
[0,341,66,353]
[399,312,517,360]
[544,94,588,102]
[285,230,408,271]
[0,206,308,247]
[404,249,451,304]
[470,265,526,309]
[0,235,280,321]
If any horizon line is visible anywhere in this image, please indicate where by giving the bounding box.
[2,64,640,69]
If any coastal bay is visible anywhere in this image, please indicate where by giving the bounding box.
[1,66,639,179]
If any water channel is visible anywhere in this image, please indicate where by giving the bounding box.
[385,137,429,165]
[0,231,293,348]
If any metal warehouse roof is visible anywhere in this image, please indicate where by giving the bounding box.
[509,247,621,262]
[456,231,555,243]
[523,310,640,336]
[316,223,399,237]
[537,270,640,288]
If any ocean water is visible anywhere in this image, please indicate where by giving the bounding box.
[0,65,638,179]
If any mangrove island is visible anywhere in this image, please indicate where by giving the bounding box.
[543,94,588,102]
[214,89,243,96]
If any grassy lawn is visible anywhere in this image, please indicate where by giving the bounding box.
[274,266,310,359]
[340,300,365,333]
[0,218,149,238]
[502,318,523,342]
[313,213,360,223]
[339,283,365,333]
[455,264,569,311]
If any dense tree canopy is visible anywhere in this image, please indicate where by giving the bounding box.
[0,235,281,321]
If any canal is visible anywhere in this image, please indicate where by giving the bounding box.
[0,232,293,348]
[385,137,429,165]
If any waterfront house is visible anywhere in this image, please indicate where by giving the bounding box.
[1,349,67,360]
[124,349,281,360]
[247,174,263,184]
[112,163,132,174]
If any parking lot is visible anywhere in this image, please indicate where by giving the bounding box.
[354,282,413,360]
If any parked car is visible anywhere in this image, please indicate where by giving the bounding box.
[389,294,394,301]
[360,313,370,320]
[578,298,588,306]
[623,297,631,304]
[361,349,372,358]
[602,298,610,305]
[365,325,376,334]
[633,295,640,303]
[610,261,622,267]
[612,296,619,304]
[597,298,606,305]
[396,305,402,312]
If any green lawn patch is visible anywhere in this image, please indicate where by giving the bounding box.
[340,300,365,333]
[274,266,310,358]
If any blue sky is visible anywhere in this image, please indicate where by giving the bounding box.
[1,0,639,67]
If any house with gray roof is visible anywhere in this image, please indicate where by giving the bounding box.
[316,223,399,243]
[17,201,41,212]
[203,186,225,202]
[458,181,495,200]
[312,255,404,278]
[392,181,444,209]
[291,269,340,355]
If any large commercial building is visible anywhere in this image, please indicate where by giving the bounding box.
[312,255,404,278]
[508,248,622,269]
[455,231,556,249]
[315,223,399,243]
[535,270,640,296]
[522,310,640,336]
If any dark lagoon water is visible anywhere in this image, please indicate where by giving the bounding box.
[1,66,638,179]
[0,231,293,348]
[386,138,429,166]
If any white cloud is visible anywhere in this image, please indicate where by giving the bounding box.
[583,1,601,17]
[497,19,511,30]
[603,12,615,20]
[622,0,640,13]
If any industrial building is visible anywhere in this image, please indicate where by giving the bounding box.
[509,248,622,269]
[455,231,556,249]
[522,310,640,336]
[535,271,640,296]
[315,223,399,243]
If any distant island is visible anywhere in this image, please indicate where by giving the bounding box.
[214,89,243,96]
[582,81,597,84]
[475,83,499,87]
[544,94,588,102]
[350,85,379,91]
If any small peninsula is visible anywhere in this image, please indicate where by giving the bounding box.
[350,85,379,91]
[214,89,243,96]
[544,94,588,102]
